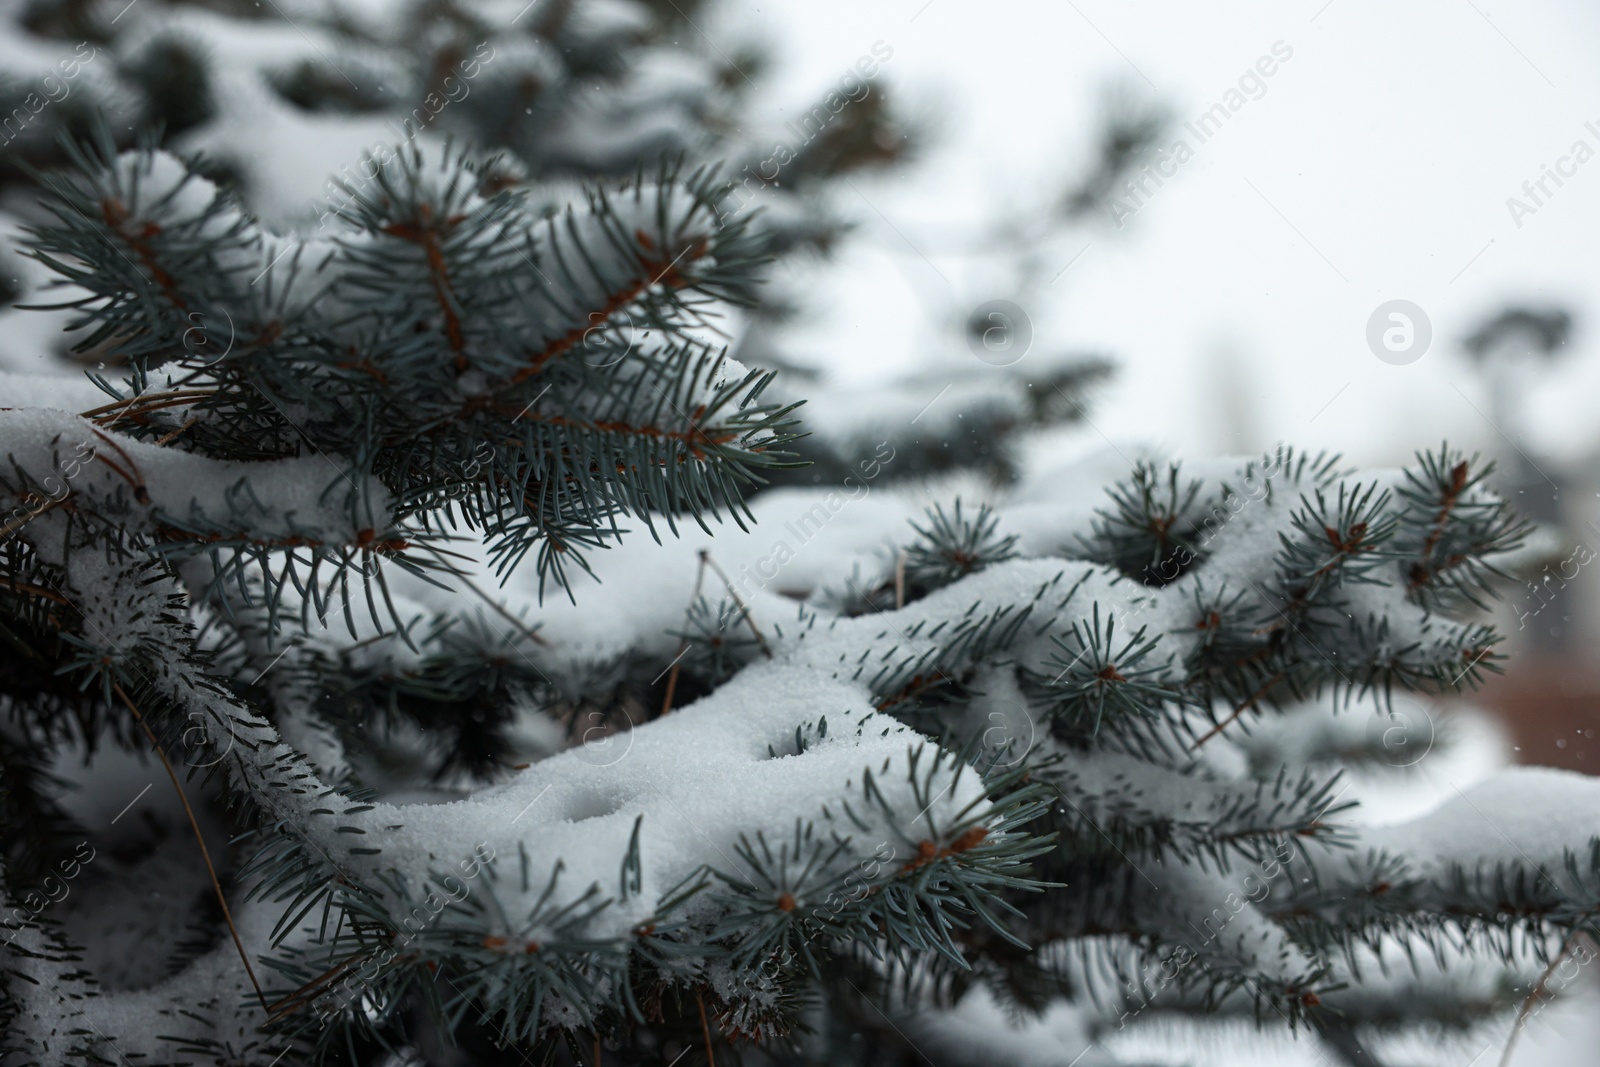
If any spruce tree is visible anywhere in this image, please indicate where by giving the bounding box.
[0,3,1592,1067]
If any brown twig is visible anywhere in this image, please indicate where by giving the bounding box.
[111,682,268,1014]
[1191,671,1285,749]
[502,237,709,388]
[509,409,738,458]
[873,670,952,712]
[456,572,549,647]
[659,553,710,717]
[0,578,71,607]
[78,389,218,421]
[700,550,772,659]
[0,496,70,541]
[894,549,906,610]
[264,953,366,1022]
[89,427,148,502]
[94,396,213,429]
[1409,459,1471,592]
[100,197,188,310]
[154,416,201,447]
[696,989,718,1067]
[90,450,138,492]
[1499,931,1582,1067]
[382,206,468,370]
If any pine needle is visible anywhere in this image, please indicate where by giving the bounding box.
[112,682,268,1014]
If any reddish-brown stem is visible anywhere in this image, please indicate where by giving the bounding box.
[154,416,200,447]
[516,409,737,460]
[1498,931,1581,1067]
[0,496,70,541]
[80,389,217,421]
[659,553,709,717]
[383,207,468,370]
[89,427,148,503]
[101,198,187,310]
[96,396,210,428]
[700,550,771,659]
[1410,460,1471,592]
[696,989,718,1067]
[503,237,710,387]
[0,578,71,607]
[112,682,268,1014]
[1191,671,1286,749]
[873,671,952,712]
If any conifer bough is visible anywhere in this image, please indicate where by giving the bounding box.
[0,140,1595,1067]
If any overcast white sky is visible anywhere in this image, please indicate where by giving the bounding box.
[712,0,1600,476]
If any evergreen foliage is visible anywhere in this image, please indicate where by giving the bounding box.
[0,3,1590,1067]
